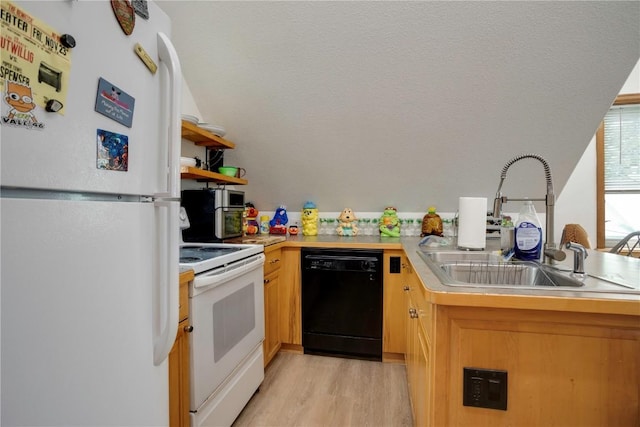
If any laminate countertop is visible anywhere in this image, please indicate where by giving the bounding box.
[262,234,640,316]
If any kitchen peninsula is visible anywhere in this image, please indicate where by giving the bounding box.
[245,234,639,426]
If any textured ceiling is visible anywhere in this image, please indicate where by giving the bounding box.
[159,1,640,213]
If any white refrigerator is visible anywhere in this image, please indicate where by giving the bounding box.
[1,1,182,425]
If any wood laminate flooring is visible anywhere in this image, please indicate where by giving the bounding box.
[233,352,413,427]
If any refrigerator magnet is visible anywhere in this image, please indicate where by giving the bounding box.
[111,0,136,36]
[95,78,135,128]
[132,0,149,20]
[134,43,157,74]
[97,129,128,172]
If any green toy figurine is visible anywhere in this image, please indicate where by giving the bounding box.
[379,206,401,237]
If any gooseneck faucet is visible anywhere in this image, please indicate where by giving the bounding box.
[492,154,566,264]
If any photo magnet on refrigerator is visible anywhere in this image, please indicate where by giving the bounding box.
[95,77,135,127]
[97,129,129,172]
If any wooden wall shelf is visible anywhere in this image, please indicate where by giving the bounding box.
[181,121,236,149]
[181,121,246,185]
[180,166,248,185]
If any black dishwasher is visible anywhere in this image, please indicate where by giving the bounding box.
[301,248,383,361]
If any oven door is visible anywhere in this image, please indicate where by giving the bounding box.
[189,254,265,412]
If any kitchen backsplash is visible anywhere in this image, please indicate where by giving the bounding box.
[255,210,539,237]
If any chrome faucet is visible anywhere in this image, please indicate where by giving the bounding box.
[492,154,566,264]
[565,242,588,274]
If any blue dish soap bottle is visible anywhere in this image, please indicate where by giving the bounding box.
[514,200,543,261]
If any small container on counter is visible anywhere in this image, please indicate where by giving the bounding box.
[260,215,270,235]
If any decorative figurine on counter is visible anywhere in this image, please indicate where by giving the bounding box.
[301,201,319,236]
[421,206,443,237]
[288,224,299,235]
[245,203,260,235]
[380,206,401,237]
[336,208,359,236]
[269,205,288,235]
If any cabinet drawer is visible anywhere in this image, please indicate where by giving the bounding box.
[264,246,282,276]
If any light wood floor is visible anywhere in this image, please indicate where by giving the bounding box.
[233,351,413,427]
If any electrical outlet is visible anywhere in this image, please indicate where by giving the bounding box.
[390,256,401,273]
[463,367,508,410]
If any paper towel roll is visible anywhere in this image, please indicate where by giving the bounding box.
[457,197,487,250]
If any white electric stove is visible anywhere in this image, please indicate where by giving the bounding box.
[178,209,265,427]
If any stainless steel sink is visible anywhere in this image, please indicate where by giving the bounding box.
[418,250,638,293]
[439,261,583,287]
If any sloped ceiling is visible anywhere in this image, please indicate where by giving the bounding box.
[159,1,639,213]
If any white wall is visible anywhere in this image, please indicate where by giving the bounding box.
[555,60,640,246]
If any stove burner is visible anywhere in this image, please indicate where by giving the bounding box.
[198,247,234,252]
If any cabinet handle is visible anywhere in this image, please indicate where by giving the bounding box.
[270,258,280,264]
[403,285,410,291]
[264,278,270,284]
[408,308,418,318]
[184,325,194,333]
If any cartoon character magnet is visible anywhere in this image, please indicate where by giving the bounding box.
[1,80,45,129]
[97,129,128,172]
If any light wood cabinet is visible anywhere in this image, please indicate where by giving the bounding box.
[402,254,640,427]
[430,305,640,426]
[169,271,193,427]
[383,250,408,360]
[263,245,283,366]
[279,247,302,347]
[405,266,433,427]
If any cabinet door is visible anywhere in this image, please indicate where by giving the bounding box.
[383,250,407,355]
[279,247,302,345]
[405,290,417,418]
[263,270,281,366]
[415,320,431,427]
[169,319,191,427]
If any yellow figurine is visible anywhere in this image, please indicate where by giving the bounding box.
[301,201,319,236]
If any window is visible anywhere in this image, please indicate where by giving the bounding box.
[596,94,640,248]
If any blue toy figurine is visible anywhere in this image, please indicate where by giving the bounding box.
[269,205,288,235]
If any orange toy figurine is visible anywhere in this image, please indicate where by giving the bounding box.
[245,203,260,235]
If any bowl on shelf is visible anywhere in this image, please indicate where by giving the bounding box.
[218,166,238,177]
[180,157,197,167]
[197,123,226,137]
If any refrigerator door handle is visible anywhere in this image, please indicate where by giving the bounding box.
[157,32,182,200]
[152,32,182,366]
[152,199,180,366]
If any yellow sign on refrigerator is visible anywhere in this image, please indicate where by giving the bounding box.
[1,0,72,117]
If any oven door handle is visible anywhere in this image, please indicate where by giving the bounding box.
[193,254,265,290]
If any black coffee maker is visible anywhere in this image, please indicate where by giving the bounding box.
[207,148,224,172]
